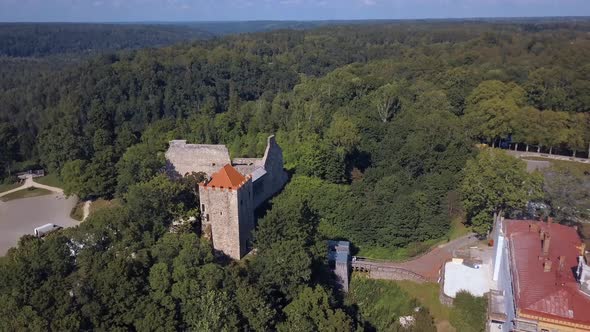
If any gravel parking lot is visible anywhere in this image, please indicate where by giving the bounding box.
[0,194,79,255]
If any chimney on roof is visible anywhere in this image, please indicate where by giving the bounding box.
[558,256,566,272]
[539,229,545,240]
[544,259,552,272]
[581,243,587,256]
[543,234,551,255]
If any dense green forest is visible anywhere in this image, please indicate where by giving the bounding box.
[0,21,366,58]
[1,19,590,330]
[0,23,215,57]
[2,20,590,243]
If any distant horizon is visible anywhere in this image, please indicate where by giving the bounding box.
[2,16,590,24]
[2,0,590,23]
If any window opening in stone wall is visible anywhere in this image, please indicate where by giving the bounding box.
[206,214,209,221]
[201,204,205,212]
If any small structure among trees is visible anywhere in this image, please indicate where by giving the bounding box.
[327,240,350,292]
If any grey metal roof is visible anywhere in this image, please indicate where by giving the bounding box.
[250,167,267,182]
[328,240,350,262]
[328,240,350,252]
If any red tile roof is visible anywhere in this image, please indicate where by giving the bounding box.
[505,220,590,327]
[204,164,247,189]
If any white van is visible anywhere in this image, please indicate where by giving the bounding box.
[34,224,62,237]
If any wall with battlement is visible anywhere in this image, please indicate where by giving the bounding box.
[165,140,231,178]
[253,136,289,207]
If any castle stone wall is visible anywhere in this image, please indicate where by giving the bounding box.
[335,261,350,292]
[169,135,287,260]
[199,185,238,259]
[165,140,231,178]
[253,136,289,207]
[237,181,255,257]
[198,180,255,259]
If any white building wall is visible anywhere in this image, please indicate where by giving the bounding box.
[493,234,504,281]
[489,216,516,332]
[489,216,516,331]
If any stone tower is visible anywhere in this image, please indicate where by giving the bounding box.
[166,135,288,260]
[198,164,255,259]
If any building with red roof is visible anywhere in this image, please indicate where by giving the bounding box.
[175,136,289,260]
[199,164,255,259]
[204,164,248,190]
[501,219,590,331]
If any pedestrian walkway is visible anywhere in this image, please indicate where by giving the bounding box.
[506,150,590,164]
[0,175,64,198]
[83,201,91,221]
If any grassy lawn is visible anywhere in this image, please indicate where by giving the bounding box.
[395,281,451,324]
[346,275,420,331]
[347,275,455,332]
[0,187,53,202]
[90,198,121,215]
[0,181,22,193]
[447,217,470,240]
[357,217,470,261]
[357,239,440,261]
[70,198,122,221]
[34,173,64,188]
[70,201,85,221]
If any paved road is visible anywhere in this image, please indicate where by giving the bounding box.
[506,150,590,164]
[355,233,479,281]
[0,175,64,198]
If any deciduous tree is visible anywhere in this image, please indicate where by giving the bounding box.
[460,149,543,234]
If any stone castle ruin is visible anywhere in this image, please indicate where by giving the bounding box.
[165,135,288,259]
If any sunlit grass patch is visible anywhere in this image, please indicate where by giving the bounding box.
[0,187,52,202]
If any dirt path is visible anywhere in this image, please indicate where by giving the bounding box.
[0,175,64,198]
[83,201,91,221]
[31,178,64,193]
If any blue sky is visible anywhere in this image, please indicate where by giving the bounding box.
[1,0,589,22]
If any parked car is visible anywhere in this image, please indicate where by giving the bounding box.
[34,224,62,237]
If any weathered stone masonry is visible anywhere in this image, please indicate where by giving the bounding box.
[166,135,288,260]
[199,171,255,259]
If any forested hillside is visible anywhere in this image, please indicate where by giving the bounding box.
[0,23,213,57]
[1,19,589,242]
[1,19,590,330]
